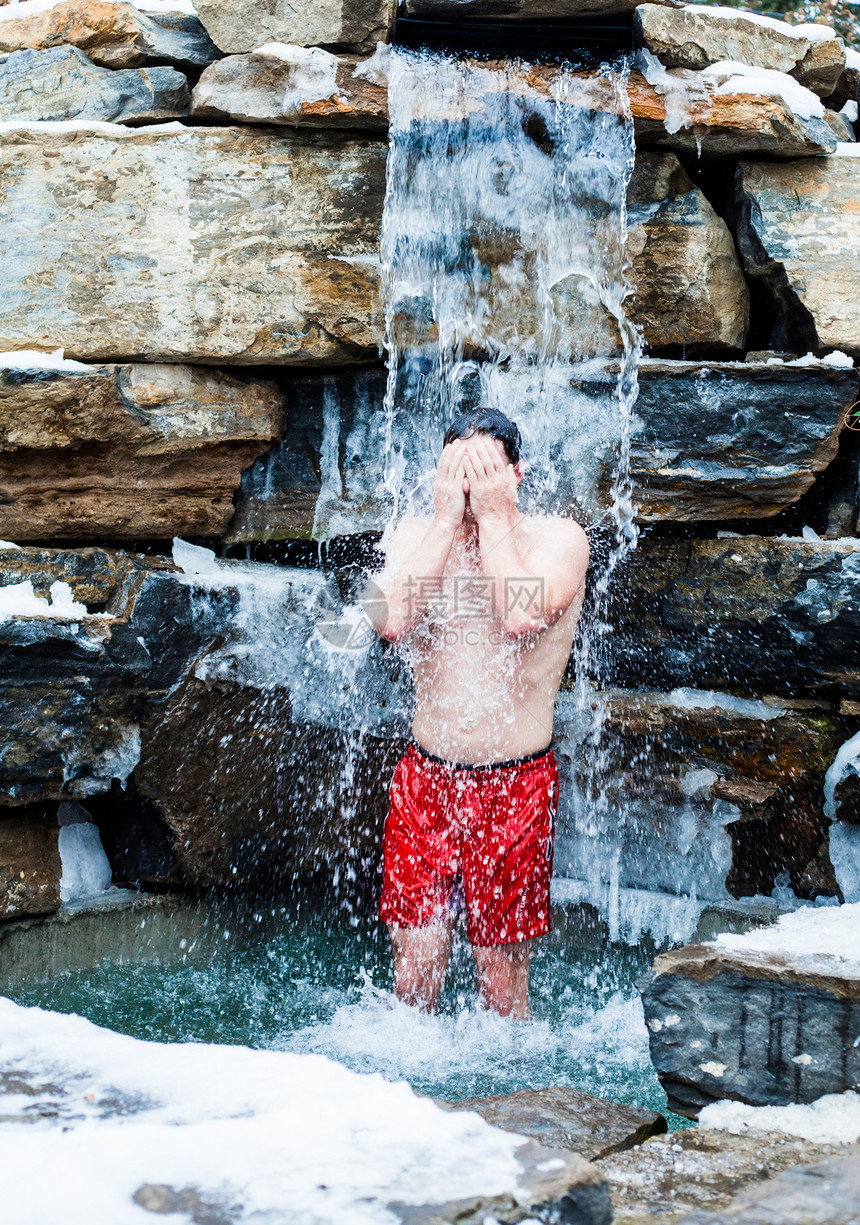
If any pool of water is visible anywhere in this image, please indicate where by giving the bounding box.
[4,897,688,1127]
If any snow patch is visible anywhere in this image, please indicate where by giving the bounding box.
[0,580,88,622]
[0,540,21,549]
[700,1091,860,1144]
[786,350,855,368]
[0,999,527,1225]
[0,119,186,136]
[714,900,860,969]
[847,47,860,70]
[0,0,198,19]
[830,821,860,903]
[792,21,838,42]
[840,100,858,122]
[1,348,97,373]
[835,141,860,156]
[703,60,825,119]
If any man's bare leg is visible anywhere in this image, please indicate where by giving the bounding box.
[473,940,533,1019]
[389,922,454,1012]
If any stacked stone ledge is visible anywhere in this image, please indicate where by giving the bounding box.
[0,0,859,912]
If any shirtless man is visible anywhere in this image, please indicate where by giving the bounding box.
[374,408,589,1018]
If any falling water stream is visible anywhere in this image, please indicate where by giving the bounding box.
[6,48,704,1123]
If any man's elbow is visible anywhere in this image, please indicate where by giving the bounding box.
[377,616,408,644]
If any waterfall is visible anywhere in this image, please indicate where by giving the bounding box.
[378,48,649,930]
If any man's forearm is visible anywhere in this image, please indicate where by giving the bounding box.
[477,515,542,635]
[380,518,458,640]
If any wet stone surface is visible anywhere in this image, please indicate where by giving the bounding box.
[599,1129,855,1225]
[440,1084,667,1161]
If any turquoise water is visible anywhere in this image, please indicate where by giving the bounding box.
[5,898,687,1126]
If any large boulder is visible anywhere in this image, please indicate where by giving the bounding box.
[0,45,190,124]
[628,68,838,159]
[640,905,860,1117]
[134,674,405,887]
[0,547,218,806]
[634,5,846,96]
[0,0,220,70]
[628,152,748,351]
[0,125,386,365]
[191,46,388,131]
[194,0,396,55]
[733,156,860,357]
[607,536,860,698]
[0,358,284,540]
[0,807,61,919]
[626,357,858,521]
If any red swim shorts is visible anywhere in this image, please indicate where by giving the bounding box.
[379,743,558,948]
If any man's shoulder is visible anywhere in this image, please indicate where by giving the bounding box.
[518,515,588,552]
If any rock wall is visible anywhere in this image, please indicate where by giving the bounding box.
[1,0,859,917]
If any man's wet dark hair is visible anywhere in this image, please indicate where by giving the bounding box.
[443,408,521,466]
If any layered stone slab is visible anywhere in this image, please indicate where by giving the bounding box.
[442,1086,666,1161]
[641,911,860,1117]
[195,0,396,54]
[0,0,220,70]
[635,4,846,96]
[733,156,860,356]
[628,152,748,351]
[0,125,386,365]
[607,537,860,698]
[191,46,388,131]
[629,68,837,158]
[0,359,283,540]
[201,48,836,167]
[0,45,189,124]
[627,358,857,521]
[0,547,213,808]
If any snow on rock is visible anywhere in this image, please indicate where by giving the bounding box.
[700,1091,860,1144]
[0,0,198,18]
[714,900,860,970]
[835,141,860,156]
[703,60,825,118]
[0,999,529,1225]
[0,348,97,373]
[0,580,88,621]
[0,118,186,135]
